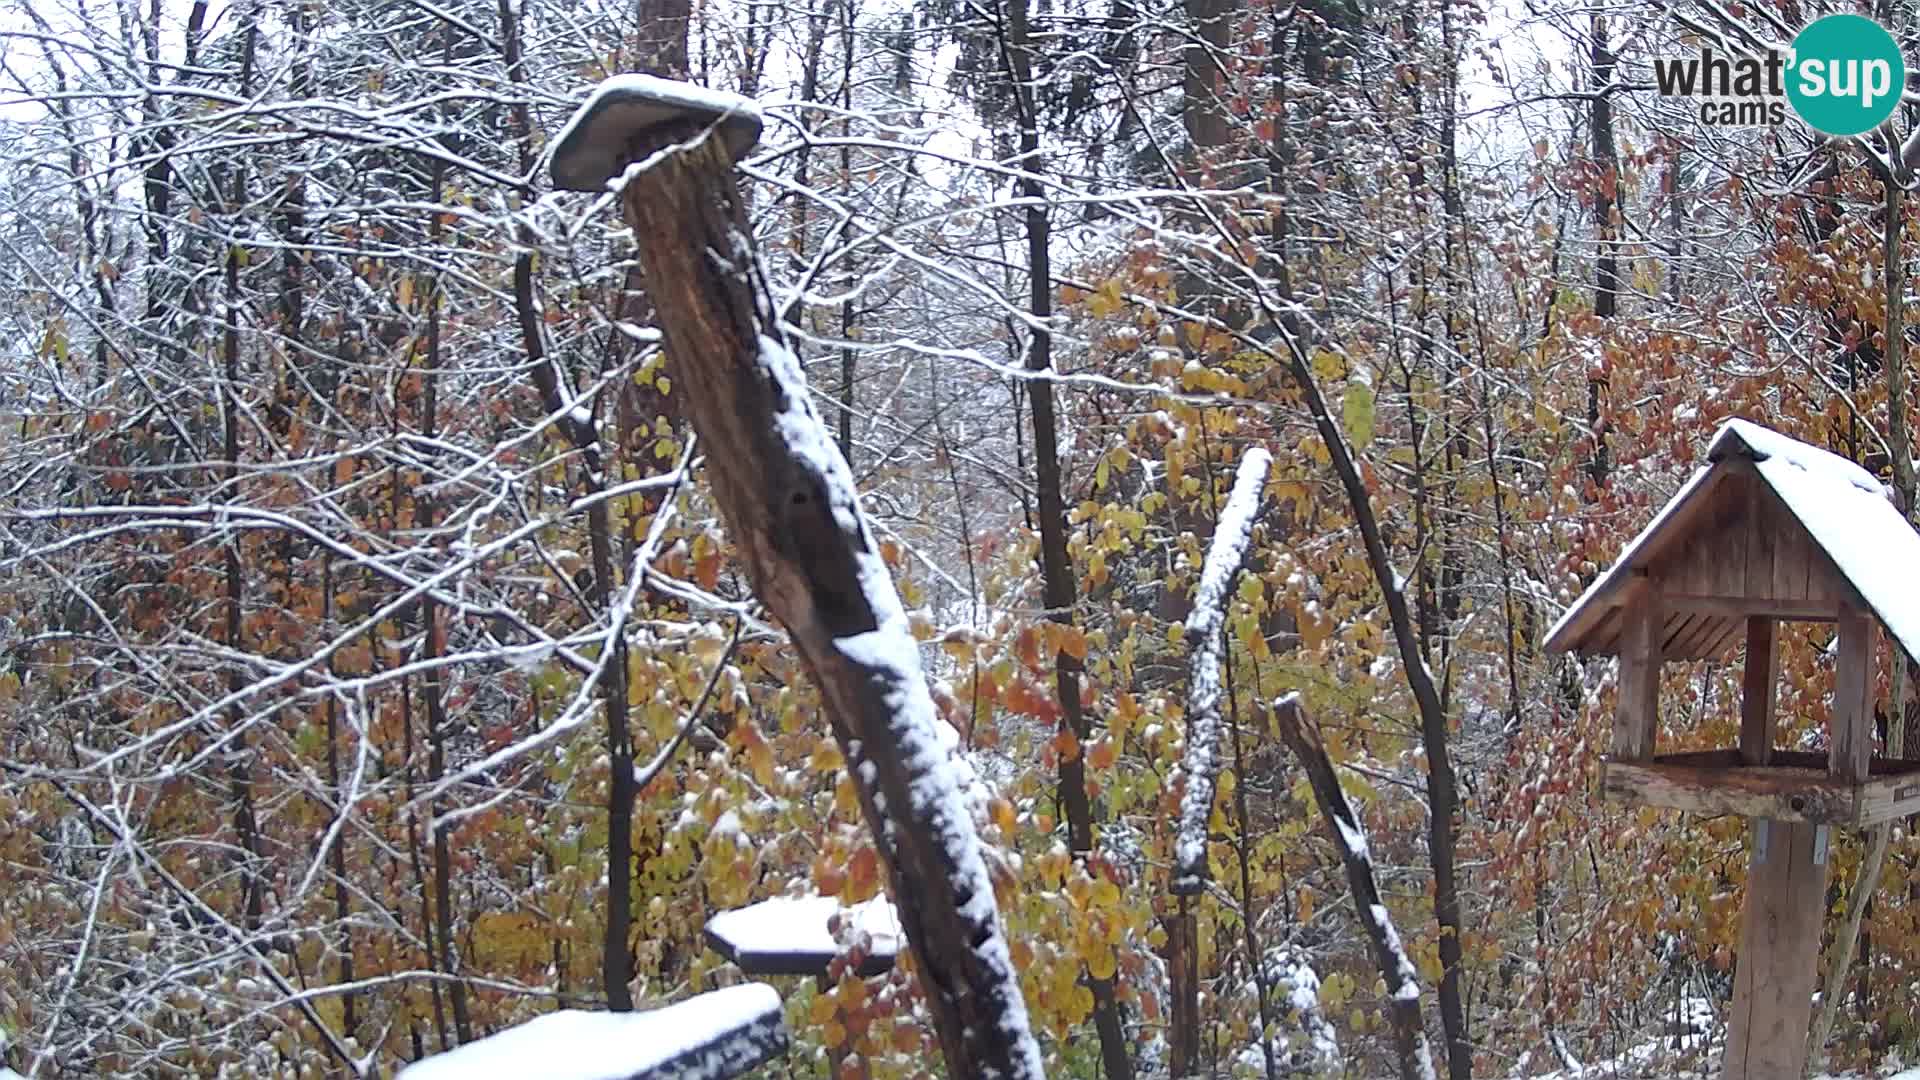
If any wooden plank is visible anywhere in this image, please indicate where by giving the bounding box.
[1857,769,1920,825]
[1584,606,1622,658]
[1744,480,1779,601]
[1675,613,1731,659]
[1600,759,1858,824]
[1713,479,1751,599]
[1613,580,1662,761]
[1742,618,1776,766]
[1648,748,1743,767]
[1697,619,1746,661]
[1833,605,1876,784]
[1724,820,1826,1079]
[1807,545,1842,608]
[1662,611,1701,656]
[1668,748,1920,777]
[1771,498,1810,602]
[1657,594,1839,621]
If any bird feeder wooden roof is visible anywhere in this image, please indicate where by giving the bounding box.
[1544,419,1920,664]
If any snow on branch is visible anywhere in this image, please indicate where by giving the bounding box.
[398,983,786,1080]
[1171,447,1272,894]
[1271,694,1436,1080]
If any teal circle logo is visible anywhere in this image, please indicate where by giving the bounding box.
[1786,14,1904,136]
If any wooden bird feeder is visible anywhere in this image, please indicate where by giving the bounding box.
[1546,418,1920,1078]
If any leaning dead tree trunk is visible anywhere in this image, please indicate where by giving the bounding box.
[551,77,1045,1079]
[1272,695,1437,1080]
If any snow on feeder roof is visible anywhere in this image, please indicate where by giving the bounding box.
[397,983,786,1080]
[549,74,763,192]
[1541,418,1920,1077]
[705,895,901,978]
[1545,418,1920,664]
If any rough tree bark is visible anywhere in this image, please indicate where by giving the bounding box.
[216,5,264,935]
[605,116,1044,1079]
[1586,13,1617,493]
[1273,695,1437,1080]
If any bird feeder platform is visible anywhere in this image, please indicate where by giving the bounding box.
[1546,419,1920,1080]
[1601,749,1920,827]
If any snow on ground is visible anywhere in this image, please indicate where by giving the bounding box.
[398,983,784,1080]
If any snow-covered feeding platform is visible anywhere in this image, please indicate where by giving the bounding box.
[704,895,901,978]
[397,983,786,1080]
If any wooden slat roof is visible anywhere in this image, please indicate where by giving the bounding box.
[1544,420,1920,663]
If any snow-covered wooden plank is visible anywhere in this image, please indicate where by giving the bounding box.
[705,895,901,977]
[1171,447,1271,894]
[397,983,786,1080]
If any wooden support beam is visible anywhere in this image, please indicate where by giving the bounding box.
[1659,594,1840,621]
[1833,605,1877,784]
[1613,579,1662,761]
[1599,758,1856,824]
[1724,819,1826,1079]
[1741,618,1776,767]
[1599,750,1920,827]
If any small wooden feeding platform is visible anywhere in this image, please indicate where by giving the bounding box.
[704,895,901,980]
[1546,418,1920,1078]
[704,895,900,1079]
[397,983,788,1080]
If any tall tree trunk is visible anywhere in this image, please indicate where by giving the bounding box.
[1586,13,1617,494]
[1810,175,1912,1071]
[500,0,641,1008]
[1004,0,1134,1072]
[218,7,264,934]
[418,140,474,1044]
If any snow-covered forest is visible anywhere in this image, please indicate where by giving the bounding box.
[8,0,1920,1074]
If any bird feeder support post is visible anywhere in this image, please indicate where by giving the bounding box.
[1723,608,1874,1078]
[1613,576,1662,762]
[1740,616,1776,767]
